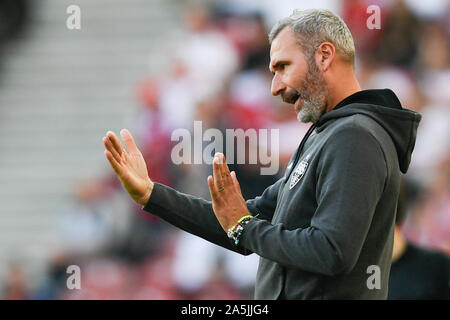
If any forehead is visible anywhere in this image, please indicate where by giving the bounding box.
[269,27,304,66]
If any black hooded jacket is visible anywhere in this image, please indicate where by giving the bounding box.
[143,89,422,299]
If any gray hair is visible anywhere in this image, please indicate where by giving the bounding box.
[268,9,356,66]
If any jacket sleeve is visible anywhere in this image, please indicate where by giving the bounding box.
[238,125,387,276]
[142,178,283,255]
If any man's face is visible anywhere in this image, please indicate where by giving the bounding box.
[269,27,328,123]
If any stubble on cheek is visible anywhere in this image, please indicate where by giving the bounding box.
[295,62,328,123]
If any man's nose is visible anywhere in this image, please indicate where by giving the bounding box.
[271,74,286,96]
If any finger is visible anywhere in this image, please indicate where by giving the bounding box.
[103,136,122,163]
[104,150,124,177]
[221,153,231,174]
[230,171,242,194]
[212,156,224,190]
[120,129,140,155]
[215,153,233,188]
[214,152,225,164]
[207,175,220,203]
[106,131,126,156]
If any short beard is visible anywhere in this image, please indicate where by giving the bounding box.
[296,59,328,124]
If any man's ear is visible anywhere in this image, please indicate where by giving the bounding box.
[315,42,335,72]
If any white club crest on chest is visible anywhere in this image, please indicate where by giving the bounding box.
[289,154,311,190]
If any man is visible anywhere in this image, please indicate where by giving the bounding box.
[388,182,450,300]
[103,9,421,299]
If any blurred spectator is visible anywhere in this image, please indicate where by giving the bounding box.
[416,22,450,111]
[407,102,450,184]
[363,67,421,109]
[33,254,73,300]
[216,9,270,71]
[2,263,29,300]
[177,2,239,86]
[157,2,239,131]
[341,0,386,57]
[134,78,174,185]
[57,179,113,257]
[372,0,422,68]
[403,0,449,21]
[402,155,450,255]
[388,181,450,299]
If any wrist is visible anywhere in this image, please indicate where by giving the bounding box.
[138,179,154,206]
[227,214,255,246]
[227,213,251,231]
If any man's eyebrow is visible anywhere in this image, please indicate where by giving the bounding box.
[269,60,289,72]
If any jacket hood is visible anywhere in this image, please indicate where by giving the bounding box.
[315,89,422,173]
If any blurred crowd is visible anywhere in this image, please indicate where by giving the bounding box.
[2,0,449,300]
